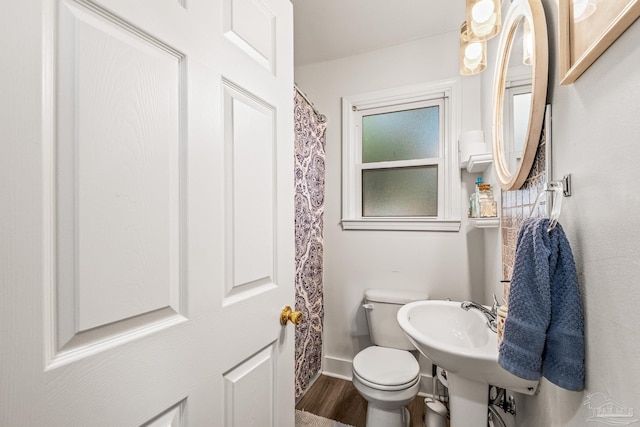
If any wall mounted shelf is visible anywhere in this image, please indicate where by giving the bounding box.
[468,217,500,228]
[460,153,493,173]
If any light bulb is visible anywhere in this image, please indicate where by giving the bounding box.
[472,0,495,24]
[471,12,497,37]
[464,42,483,71]
[465,0,500,41]
[465,42,483,61]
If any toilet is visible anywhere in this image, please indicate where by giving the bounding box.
[352,288,429,427]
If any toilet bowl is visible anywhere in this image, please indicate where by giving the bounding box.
[352,346,421,427]
[352,289,429,427]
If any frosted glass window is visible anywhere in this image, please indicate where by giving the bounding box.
[505,85,532,173]
[341,80,461,230]
[362,166,438,217]
[512,92,531,155]
[362,106,439,163]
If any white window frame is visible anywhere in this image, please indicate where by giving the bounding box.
[341,79,462,231]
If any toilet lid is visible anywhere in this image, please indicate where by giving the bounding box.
[352,346,420,388]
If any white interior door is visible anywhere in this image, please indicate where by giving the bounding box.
[0,0,295,425]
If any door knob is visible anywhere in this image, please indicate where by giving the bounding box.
[280,306,303,325]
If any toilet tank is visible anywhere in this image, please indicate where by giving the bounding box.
[364,288,429,350]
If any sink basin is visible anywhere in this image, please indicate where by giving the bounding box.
[397,300,538,427]
[397,300,537,393]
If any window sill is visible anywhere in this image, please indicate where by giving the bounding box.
[341,218,461,232]
[468,217,500,228]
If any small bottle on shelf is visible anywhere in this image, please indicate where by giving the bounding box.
[478,182,497,218]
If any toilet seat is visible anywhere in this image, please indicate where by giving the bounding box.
[352,346,420,391]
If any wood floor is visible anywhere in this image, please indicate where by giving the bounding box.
[295,375,426,427]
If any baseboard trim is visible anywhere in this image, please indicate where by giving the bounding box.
[322,355,353,380]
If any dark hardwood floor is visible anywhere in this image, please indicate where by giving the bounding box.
[295,375,426,427]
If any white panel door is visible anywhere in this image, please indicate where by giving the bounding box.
[0,0,295,425]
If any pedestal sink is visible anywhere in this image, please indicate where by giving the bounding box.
[397,300,538,427]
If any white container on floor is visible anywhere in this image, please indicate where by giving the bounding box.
[424,397,448,427]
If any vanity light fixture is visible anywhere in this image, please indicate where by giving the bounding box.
[460,22,487,76]
[466,0,501,41]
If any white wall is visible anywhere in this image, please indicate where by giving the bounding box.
[295,31,486,380]
[480,1,640,425]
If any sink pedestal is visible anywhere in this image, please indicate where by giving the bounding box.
[447,372,489,427]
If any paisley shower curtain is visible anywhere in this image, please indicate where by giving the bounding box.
[294,88,327,398]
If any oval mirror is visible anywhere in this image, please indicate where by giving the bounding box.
[492,0,548,190]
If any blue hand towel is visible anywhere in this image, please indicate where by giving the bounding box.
[498,217,585,391]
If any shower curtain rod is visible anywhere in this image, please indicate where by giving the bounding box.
[294,83,327,123]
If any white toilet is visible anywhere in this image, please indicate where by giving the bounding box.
[352,288,429,427]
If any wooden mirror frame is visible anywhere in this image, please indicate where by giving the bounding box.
[492,0,548,190]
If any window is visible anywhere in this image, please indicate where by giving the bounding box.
[505,83,532,173]
[341,80,461,231]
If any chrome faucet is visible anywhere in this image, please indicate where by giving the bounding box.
[460,295,499,332]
